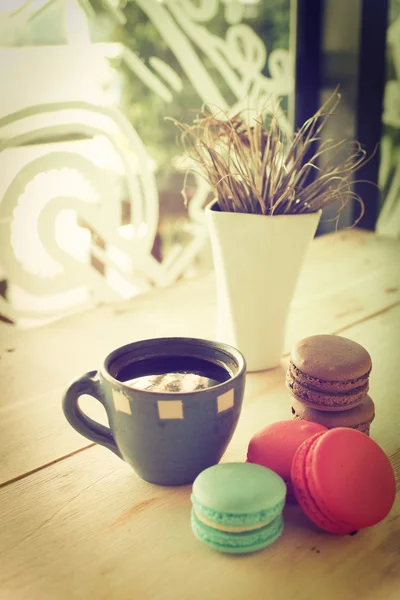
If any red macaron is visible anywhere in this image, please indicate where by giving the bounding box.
[247,420,328,501]
[291,427,396,534]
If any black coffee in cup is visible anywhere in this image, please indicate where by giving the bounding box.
[120,356,231,393]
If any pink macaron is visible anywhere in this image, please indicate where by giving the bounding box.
[247,420,328,501]
[291,428,396,534]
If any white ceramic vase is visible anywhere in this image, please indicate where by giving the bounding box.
[205,200,321,371]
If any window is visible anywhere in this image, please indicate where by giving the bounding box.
[0,0,292,326]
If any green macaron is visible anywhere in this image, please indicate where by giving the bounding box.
[191,462,286,553]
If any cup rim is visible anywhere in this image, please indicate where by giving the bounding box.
[100,336,246,397]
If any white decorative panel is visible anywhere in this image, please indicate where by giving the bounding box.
[112,390,132,415]
[0,0,292,326]
[157,400,184,420]
[217,389,235,413]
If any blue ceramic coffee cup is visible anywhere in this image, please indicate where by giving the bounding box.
[62,337,246,485]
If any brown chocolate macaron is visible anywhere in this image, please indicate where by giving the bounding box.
[286,334,372,411]
[290,395,375,436]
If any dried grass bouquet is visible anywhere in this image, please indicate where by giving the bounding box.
[171,92,371,226]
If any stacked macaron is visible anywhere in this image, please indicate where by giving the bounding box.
[191,462,286,554]
[286,334,375,435]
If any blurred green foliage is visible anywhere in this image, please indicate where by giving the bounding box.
[107,1,291,190]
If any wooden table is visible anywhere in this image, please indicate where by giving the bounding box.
[0,229,399,600]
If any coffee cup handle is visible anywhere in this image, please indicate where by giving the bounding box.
[62,370,122,458]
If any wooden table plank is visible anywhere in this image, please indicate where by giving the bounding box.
[1,304,399,600]
[0,230,399,485]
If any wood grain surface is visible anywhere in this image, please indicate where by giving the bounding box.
[0,230,399,600]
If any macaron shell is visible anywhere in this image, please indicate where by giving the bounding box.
[192,462,286,517]
[290,395,375,434]
[292,415,372,436]
[291,335,372,381]
[308,428,396,529]
[291,432,350,534]
[191,510,284,554]
[247,420,327,483]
